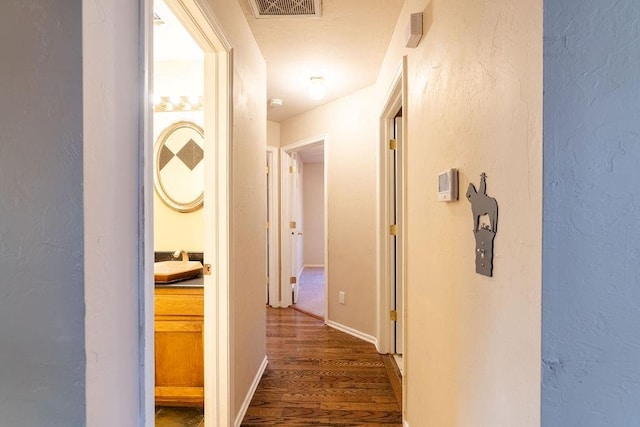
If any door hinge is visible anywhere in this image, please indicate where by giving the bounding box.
[389,139,397,150]
[266,276,270,285]
[289,276,297,284]
[266,221,270,229]
[390,224,398,236]
[289,165,296,173]
[289,221,297,229]
[266,166,270,174]
[203,264,212,276]
[390,310,398,321]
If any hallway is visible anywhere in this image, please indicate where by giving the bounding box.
[242,308,402,425]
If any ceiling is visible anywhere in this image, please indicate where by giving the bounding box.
[237,0,404,122]
[153,0,404,123]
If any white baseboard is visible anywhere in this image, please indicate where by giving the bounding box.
[404,420,410,427]
[325,320,377,347]
[303,264,324,268]
[234,355,268,427]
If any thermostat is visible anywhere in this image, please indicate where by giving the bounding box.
[437,168,458,202]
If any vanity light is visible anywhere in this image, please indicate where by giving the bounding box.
[308,76,326,100]
[153,95,204,112]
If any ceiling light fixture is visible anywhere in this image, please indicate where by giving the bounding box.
[308,76,326,100]
[153,95,204,112]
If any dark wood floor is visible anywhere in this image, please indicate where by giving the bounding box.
[241,307,402,426]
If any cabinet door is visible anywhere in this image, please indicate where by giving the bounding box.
[155,319,204,406]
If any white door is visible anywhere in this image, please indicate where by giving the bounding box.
[281,150,303,305]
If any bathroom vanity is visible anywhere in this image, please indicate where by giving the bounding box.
[154,277,204,407]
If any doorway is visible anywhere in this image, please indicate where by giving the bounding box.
[278,137,328,320]
[145,0,233,425]
[378,58,407,412]
[266,147,279,307]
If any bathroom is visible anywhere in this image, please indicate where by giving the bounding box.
[152,0,206,422]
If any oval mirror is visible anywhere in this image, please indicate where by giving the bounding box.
[154,121,204,212]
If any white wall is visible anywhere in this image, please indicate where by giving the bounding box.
[84,0,142,424]
[302,162,325,266]
[377,0,542,425]
[206,0,268,421]
[281,86,378,337]
[267,120,281,147]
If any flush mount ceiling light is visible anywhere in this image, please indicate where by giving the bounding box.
[308,76,326,100]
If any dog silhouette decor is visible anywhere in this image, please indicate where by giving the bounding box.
[466,173,498,277]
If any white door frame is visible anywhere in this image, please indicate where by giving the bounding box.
[142,1,233,425]
[377,58,407,389]
[266,146,280,307]
[278,136,328,311]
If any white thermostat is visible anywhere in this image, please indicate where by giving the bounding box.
[438,168,458,202]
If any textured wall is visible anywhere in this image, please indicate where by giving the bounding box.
[542,1,640,424]
[302,162,325,266]
[0,1,85,425]
[377,0,542,424]
[83,0,143,424]
[207,0,268,421]
[280,86,378,337]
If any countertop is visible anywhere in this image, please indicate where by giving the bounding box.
[155,274,204,288]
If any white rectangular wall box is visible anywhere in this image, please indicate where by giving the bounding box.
[438,168,458,202]
[406,12,423,48]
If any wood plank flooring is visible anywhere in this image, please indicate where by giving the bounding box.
[241,308,402,426]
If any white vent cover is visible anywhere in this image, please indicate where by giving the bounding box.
[248,0,322,18]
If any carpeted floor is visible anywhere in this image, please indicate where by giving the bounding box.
[294,266,325,319]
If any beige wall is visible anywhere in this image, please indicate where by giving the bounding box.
[153,110,205,252]
[377,0,542,425]
[281,86,378,336]
[207,0,267,421]
[152,59,205,252]
[267,120,281,147]
[302,162,325,266]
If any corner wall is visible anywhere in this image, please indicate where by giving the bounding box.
[542,1,640,424]
[84,0,142,424]
[0,2,85,424]
[207,0,268,420]
[377,0,542,424]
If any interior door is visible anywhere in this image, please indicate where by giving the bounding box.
[289,152,303,304]
[281,150,302,306]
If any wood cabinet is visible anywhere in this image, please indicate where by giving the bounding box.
[155,287,204,407]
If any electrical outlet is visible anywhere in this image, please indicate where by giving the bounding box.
[339,291,345,304]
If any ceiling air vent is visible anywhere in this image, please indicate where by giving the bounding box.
[248,0,322,18]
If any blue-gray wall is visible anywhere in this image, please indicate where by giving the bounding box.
[543,1,640,424]
[0,1,85,425]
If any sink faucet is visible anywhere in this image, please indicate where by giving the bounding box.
[173,250,189,262]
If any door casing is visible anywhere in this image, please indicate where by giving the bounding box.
[377,57,408,414]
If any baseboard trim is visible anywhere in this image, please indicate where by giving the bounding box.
[325,320,377,347]
[303,264,325,268]
[234,355,268,427]
[404,420,410,427]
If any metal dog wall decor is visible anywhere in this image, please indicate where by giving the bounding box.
[466,173,498,277]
